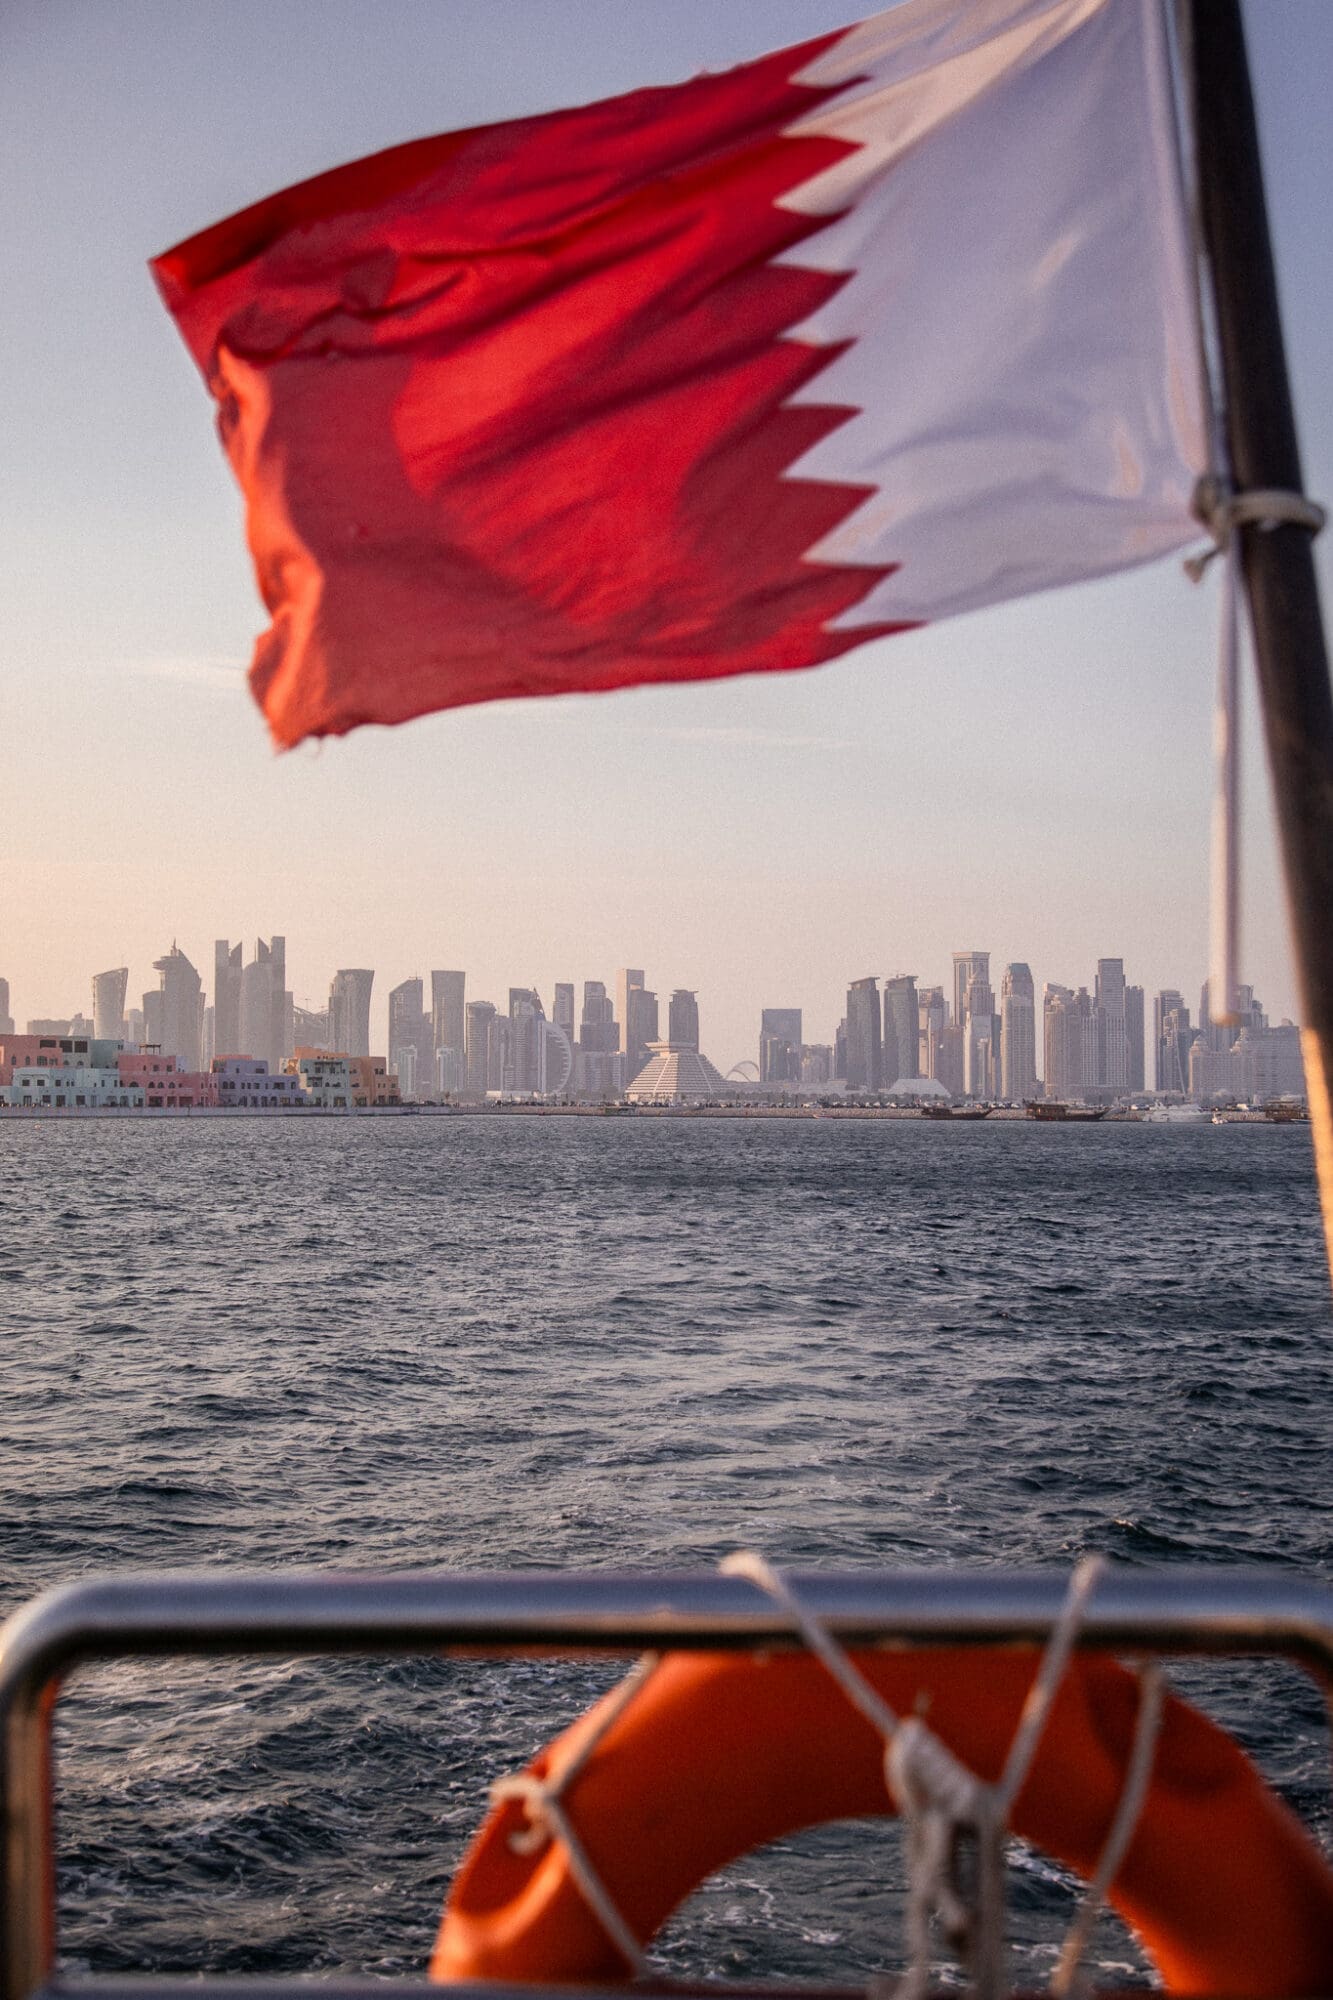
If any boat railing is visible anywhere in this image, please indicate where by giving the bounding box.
[2,1564,1331,2000]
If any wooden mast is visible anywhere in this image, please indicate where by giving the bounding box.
[1188,0,1333,1279]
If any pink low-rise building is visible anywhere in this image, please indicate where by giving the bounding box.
[115,1053,215,1108]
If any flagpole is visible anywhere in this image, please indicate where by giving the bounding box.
[1187,0,1333,1282]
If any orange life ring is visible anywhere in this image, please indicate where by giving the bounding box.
[432,1647,1333,1996]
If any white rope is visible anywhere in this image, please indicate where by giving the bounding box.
[887,1719,1006,2000]
[1050,1664,1166,2000]
[1185,479,1326,583]
[491,1651,660,1978]
[1184,476,1320,564]
[720,1551,903,1740]
[720,1554,1000,1997]
[724,1553,1012,2000]
[722,1553,1150,2000]
[996,1558,1107,1817]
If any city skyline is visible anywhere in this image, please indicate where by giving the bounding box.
[0,933,1299,1091]
[3,3,1329,1092]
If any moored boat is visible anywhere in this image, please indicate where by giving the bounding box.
[1027,1103,1109,1122]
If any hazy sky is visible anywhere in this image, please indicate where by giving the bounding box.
[3,0,1331,1069]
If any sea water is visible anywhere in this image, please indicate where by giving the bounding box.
[1,1115,1329,1984]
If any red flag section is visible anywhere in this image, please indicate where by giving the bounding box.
[153,36,908,747]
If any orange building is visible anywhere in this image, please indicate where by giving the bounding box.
[289,1049,400,1108]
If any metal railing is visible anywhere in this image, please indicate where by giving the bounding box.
[2,1565,1331,2000]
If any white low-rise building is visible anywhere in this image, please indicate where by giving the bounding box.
[289,1055,355,1108]
[212,1058,305,1110]
[4,1066,145,1110]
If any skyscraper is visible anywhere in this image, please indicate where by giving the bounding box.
[543,1021,574,1096]
[487,1012,508,1091]
[1154,990,1192,1095]
[965,1011,999,1099]
[800,1045,833,1088]
[919,986,948,1078]
[464,1000,496,1094]
[1125,984,1146,1093]
[553,983,576,1041]
[953,951,990,1028]
[1094,958,1129,1091]
[1235,984,1267,1032]
[933,1024,966,1098]
[1154,989,1182,1091]
[214,941,242,1058]
[0,979,12,1036]
[883,976,919,1084]
[92,967,129,1042]
[845,977,881,1093]
[507,987,546,1094]
[668,989,699,1050]
[625,982,659,1078]
[616,969,644,1058]
[273,939,294,1065]
[961,963,998,1099]
[389,977,429,1096]
[1044,984,1094,1102]
[431,970,466,1059]
[1198,980,1229,1053]
[579,981,617,1053]
[328,969,374,1057]
[759,1007,802,1084]
[150,945,203,1072]
[999,963,1037,1101]
[239,938,291,1069]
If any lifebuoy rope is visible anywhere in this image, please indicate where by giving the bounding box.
[1051,1665,1164,2000]
[489,1650,662,1978]
[726,1553,1166,2000]
[488,1556,1168,1997]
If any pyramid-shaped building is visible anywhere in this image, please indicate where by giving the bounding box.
[625,1042,730,1104]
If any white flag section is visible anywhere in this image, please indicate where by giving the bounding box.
[779,0,1207,625]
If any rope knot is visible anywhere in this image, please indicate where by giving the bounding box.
[885,1718,1005,1993]
[1186,474,1325,579]
[491,1771,555,1856]
[885,1716,988,1827]
[885,1719,1006,1998]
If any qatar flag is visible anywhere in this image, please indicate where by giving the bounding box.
[153,0,1206,749]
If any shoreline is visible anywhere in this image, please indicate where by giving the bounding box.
[0,1103,1302,1124]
